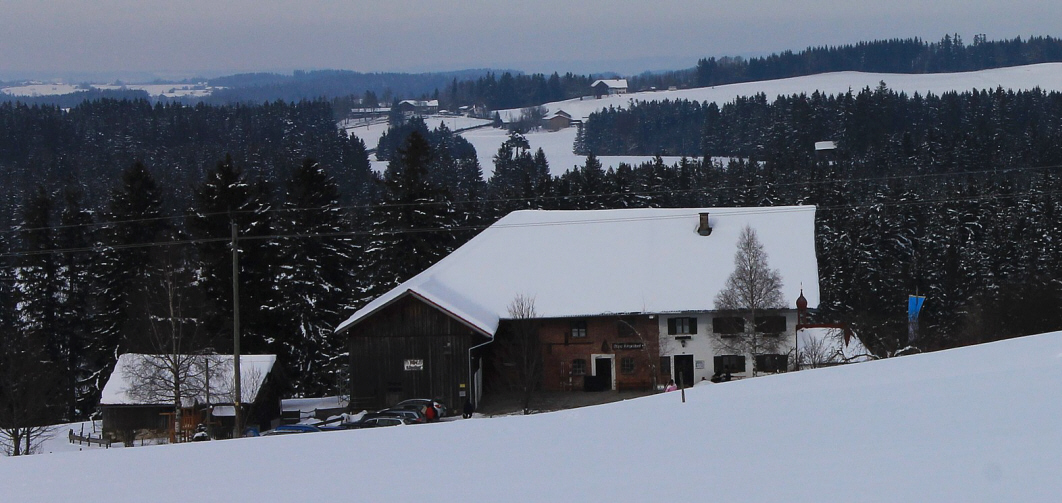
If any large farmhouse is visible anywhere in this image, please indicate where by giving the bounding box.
[337,207,818,411]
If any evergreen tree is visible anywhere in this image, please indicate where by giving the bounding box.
[54,187,98,419]
[188,154,276,355]
[364,131,457,299]
[269,158,353,396]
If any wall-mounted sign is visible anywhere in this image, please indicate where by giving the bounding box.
[612,342,645,350]
[404,359,424,371]
[695,360,705,369]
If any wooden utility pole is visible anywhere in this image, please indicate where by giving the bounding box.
[232,222,242,438]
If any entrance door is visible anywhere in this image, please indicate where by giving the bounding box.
[595,358,613,391]
[674,355,694,389]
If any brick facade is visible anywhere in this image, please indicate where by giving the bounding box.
[536,315,661,391]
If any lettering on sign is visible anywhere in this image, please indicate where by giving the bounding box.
[612,342,645,350]
[404,359,424,371]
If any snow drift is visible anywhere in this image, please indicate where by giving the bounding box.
[3,331,1060,502]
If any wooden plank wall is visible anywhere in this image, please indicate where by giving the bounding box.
[348,296,481,412]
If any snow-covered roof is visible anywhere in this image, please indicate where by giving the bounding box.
[592,79,628,89]
[100,354,277,406]
[815,141,838,151]
[399,99,439,107]
[338,207,819,336]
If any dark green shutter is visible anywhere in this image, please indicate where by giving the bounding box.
[689,317,697,334]
[667,318,676,334]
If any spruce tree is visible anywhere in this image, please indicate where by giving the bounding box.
[364,131,457,299]
[269,158,353,396]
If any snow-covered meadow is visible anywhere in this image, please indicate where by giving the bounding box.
[498,62,1062,122]
[0,82,218,99]
[362,63,1062,178]
[5,331,1061,502]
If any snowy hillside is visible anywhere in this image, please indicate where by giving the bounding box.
[0,82,218,98]
[375,64,1062,178]
[4,332,1060,502]
[499,62,1062,122]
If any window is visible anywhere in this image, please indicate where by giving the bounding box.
[756,354,788,373]
[713,316,744,335]
[621,357,635,374]
[659,356,671,376]
[713,355,746,374]
[667,317,698,335]
[571,359,587,376]
[571,320,588,338]
[755,315,787,336]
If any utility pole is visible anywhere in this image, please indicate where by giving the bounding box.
[232,222,242,438]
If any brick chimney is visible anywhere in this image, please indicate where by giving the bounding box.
[697,212,712,236]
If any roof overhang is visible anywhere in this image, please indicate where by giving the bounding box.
[338,289,494,339]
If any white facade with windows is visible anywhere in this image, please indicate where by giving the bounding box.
[658,311,800,386]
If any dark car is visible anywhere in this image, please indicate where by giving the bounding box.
[344,416,415,429]
[395,399,448,420]
[261,424,322,436]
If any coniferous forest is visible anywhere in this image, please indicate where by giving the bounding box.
[4,35,1062,430]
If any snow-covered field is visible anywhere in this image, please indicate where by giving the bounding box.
[498,62,1062,122]
[345,115,493,153]
[1,82,218,98]
[369,64,1062,178]
[5,331,1060,502]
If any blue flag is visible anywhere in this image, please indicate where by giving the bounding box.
[908,295,926,322]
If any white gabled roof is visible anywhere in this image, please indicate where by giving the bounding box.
[339,207,819,337]
[100,354,277,406]
[815,141,838,151]
[592,79,628,89]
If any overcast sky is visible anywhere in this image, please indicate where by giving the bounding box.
[2,0,1061,81]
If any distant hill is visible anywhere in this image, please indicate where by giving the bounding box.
[202,68,509,105]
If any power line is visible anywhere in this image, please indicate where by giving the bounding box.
[3,182,1061,260]
[4,160,1062,238]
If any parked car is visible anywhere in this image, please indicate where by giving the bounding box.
[365,408,427,424]
[395,399,448,419]
[262,424,322,436]
[343,416,415,429]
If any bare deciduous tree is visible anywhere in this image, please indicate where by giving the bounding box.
[797,328,844,369]
[500,295,542,415]
[121,262,213,441]
[714,225,786,375]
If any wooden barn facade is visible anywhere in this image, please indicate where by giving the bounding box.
[343,293,490,412]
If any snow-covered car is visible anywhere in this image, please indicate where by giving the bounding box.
[343,416,414,429]
[261,424,322,436]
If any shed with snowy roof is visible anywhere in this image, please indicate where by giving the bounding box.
[100,354,282,442]
[339,207,819,410]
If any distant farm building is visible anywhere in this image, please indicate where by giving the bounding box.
[591,79,628,98]
[396,99,440,115]
[338,207,820,411]
[99,354,281,443]
[544,110,573,131]
[815,140,839,164]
